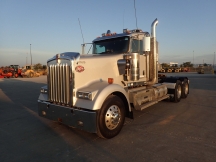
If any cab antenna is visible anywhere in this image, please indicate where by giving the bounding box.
[78,18,85,54]
[78,18,84,44]
[134,0,138,29]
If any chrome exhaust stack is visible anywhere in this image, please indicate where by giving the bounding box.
[148,18,158,85]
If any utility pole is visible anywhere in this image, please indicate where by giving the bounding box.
[213,52,215,68]
[26,53,28,65]
[193,50,194,65]
[30,44,32,65]
[193,50,195,70]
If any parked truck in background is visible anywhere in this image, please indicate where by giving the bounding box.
[38,19,189,139]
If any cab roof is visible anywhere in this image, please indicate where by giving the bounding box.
[92,29,149,42]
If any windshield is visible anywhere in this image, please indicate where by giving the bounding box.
[26,66,32,70]
[9,65,19,69]
[93,36,129,54]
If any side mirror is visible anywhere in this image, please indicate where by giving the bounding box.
[143,36,150,52]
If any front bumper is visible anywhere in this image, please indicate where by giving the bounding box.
[38,101,97,133]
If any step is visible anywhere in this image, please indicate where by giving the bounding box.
[135,95,169,111]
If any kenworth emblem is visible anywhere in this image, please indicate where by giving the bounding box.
[75,65,85,72]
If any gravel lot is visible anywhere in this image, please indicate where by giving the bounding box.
[0,73,216,162]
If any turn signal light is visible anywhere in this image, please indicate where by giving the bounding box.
[108,78,113,84]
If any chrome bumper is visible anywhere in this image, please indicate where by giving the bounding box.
[38,101,97,133]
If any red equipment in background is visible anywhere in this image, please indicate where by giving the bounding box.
[0,65,22,78]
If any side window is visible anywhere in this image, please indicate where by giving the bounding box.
[131,39,143,54]
[95,45,105,54]
[131,39,138,53]
[139,40,143,54]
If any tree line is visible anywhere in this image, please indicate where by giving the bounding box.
[161,62,211,68]
[33,63,47,70]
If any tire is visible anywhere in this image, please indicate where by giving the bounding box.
[28,72,34,78]
[181,79,189,98]
[3,70,8,74]
[13,73,18,78]
[171,80,182,103]
[97,95,125,139]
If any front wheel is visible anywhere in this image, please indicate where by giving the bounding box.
[28,72,34,78]
[14,73,18,78]
[97,95,125,139]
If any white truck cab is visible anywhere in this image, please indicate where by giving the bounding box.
[38,19,189,138]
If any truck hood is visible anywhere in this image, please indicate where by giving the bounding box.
[74,54,124,89]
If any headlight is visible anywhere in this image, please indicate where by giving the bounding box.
[77,91,92,100]
[40,88,48,93]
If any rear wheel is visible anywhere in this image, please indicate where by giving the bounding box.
[171,80,182,103]
[97,95,125,139]
[181,79,189,98]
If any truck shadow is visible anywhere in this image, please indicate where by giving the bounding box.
[0,78,123,162]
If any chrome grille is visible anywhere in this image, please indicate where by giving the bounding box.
[48,63,71,105]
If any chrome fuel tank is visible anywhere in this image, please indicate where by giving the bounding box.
[124,53,140,81]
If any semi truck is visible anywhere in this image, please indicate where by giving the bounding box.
[38,19,189,139]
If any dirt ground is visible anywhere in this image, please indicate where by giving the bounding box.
[0,73,216,162]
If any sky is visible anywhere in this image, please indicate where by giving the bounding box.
[1,0,216,67]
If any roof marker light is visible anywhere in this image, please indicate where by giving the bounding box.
[107,30,111,34]
[108,78,113,84]
[123,29,131,34]
[106,30,112,36]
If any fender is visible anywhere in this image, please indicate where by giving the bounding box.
[74,81,131,112]
[160,76,189,94]
[160,76,189,84]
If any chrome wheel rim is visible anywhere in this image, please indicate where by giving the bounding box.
[177,85,181,99]
[105,105,121,130]
[184,83,189,95]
